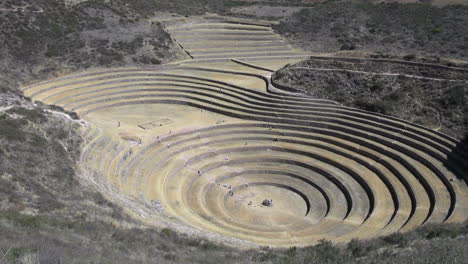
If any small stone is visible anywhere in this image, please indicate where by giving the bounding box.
[261,199,272,207]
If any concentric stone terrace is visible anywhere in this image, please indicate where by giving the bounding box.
[21,16,468,247]
[164,15,310,61]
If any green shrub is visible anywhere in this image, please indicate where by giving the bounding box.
[163,253,178,261]
[403,54,417,61]
[431,27,442,34]
[387,88,406,101]
[446,85,466,106]
[383,232,408,247]
[45,43,63,57]
[285,246,297,257]
[7,107,47,123]
[370,80,384,93]
[314,239,341,258]
[354,99,391,114]
[5,247,28,262]
[0,119,28,141]
[420,223,468,239]
[29,134,48,148]
[68,111,80,120]
[136,55,161,65]
[199,240,220,251]
[302,239,348,263]
[347,238,368,257]
[160,228,178,239]
[0,211,43,229]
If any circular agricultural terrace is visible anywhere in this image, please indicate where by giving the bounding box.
[22,16,468,247]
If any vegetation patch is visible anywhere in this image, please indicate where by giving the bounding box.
[0,0,184,88]
[274,2,468,60]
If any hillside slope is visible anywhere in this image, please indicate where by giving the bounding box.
[272,56,468,139]
[0,0,184,88]
[273,2,468,60]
